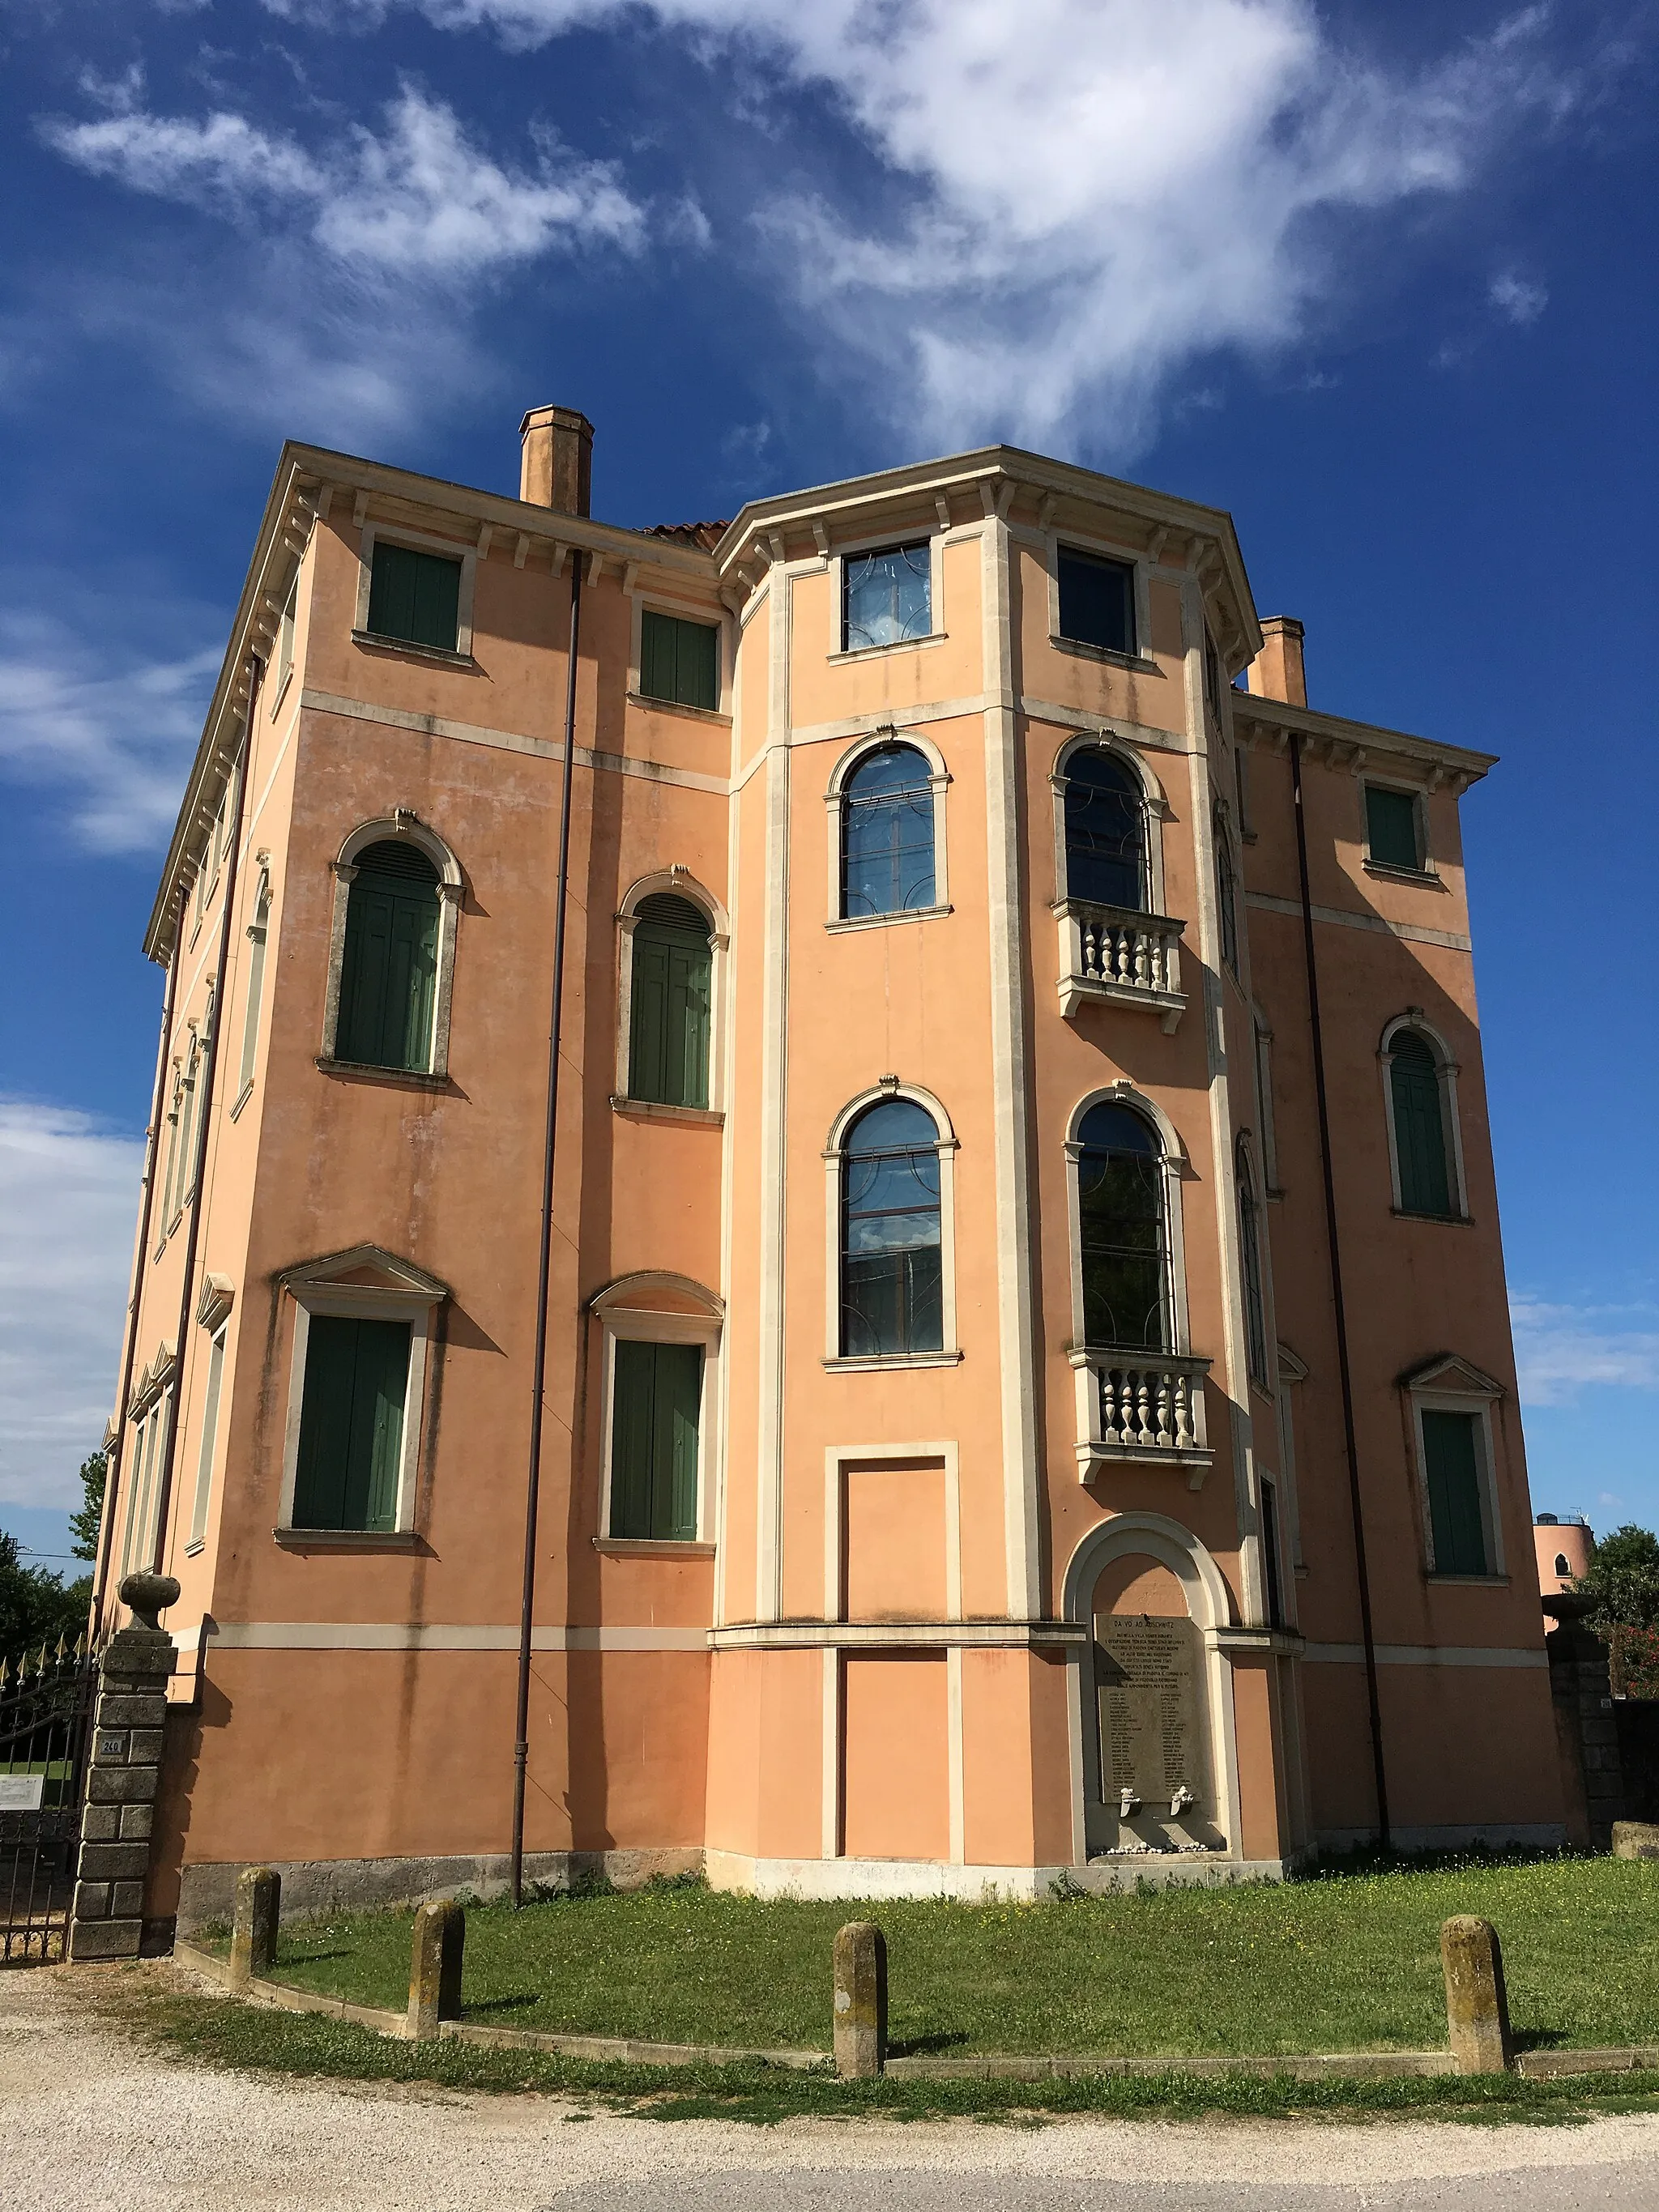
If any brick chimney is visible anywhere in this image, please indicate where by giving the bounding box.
[1244,616,1307,709]
[518,405,594,517]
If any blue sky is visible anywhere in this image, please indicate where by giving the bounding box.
[2,0,1655,1571]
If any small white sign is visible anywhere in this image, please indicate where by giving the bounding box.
[0,1775,45,1812]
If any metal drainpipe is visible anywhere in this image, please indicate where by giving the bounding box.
[92,877,188,1636]
[146,654,262,1585]
[511,550,583,1908]
[1290,732,1391,1849]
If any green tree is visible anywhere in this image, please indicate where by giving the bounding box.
[0,1532,88,1673]
[69,1451,105,1562]
[1573,1524,1659,1634]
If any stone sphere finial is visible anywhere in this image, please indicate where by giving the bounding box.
[118,1571,181,1630]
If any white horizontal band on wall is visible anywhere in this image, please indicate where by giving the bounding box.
[1243,890,1473,953]
[1302,1643,1547,1669]
[196,1623,709,1653]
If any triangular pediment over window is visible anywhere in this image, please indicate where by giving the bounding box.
[1397,1351,1504,1400]
[278,1244,450,1302]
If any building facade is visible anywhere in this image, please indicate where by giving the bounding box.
[103,407,1566,1926]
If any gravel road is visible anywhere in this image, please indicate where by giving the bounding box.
[2,1965,1657,2212]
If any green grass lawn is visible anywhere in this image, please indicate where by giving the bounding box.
[204,1856,1659,2060]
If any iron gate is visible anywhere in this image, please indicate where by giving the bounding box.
[0,1639,96,1962]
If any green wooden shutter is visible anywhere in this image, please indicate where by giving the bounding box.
[655,1342,703,1540]
[610,1340,657,1538]
[629,897,711,1107]
[337,850,441,1071]
[1422,1410,1487,1575]
[1366,786,1420,870]
[292,1315,410,1531]
[640,611,719,710]
[367,543,462,652]
[1391,1034,1452,1215]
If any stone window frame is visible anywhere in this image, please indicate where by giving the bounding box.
[231,862,273,1119]
[118,1343,176,1582]
[826,524,950,663]
[275,1247,450,1547]
[589,1272,723,1552]
[185,1273,235,1557]
[612,868,730,1121]
[1359,770,1438,884]
[1062,1083,1196,1357]
[821,1080,962,1372]
[352,519,479,665]
[823,726,953,933]
[1402,1353,1508,1583]
[1378,1009,1469,1221]
[318,815,464,1084]
[1047,729,1173,915]
[1040,523,1157,671]
[625,586,734,720]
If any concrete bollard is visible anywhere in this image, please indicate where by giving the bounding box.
[1614,1821,1659,1860]
[227,1867,281,1995]
[407,1899,466,2041]
[1440,1915,1514,2073]
[833,1920,887,2078]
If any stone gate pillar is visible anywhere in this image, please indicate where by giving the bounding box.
[67,1574,178,1963]
[1543,1592,1625,1852]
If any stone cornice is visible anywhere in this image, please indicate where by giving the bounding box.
[1232,691,1497,790]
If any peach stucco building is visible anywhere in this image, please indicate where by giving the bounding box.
[102,407,1565,1924]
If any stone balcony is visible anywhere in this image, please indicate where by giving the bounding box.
[1070,1348,1214,1486]
[1054,900,1186,1028]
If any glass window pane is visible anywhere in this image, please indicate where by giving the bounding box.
[1057,549,1135,654]
[843,543,932,650]
[1077,1110,1167,1351]
[842,744,936,917]
[840,1097,943,1355]
[1063,749,1146,910]
[1366,786,1421,870]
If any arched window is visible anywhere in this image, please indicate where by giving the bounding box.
[1063,748,1146,910]
[1388,1028,1455,1217]
[840,1097,943,1357]
[1555,1552,1571,1579]
[1213,813,1239,974]
[1077,1102,1167,1351]
[335,841,441,1072]
[1236,1136,1269,1389]
[628,893,713,1108]
[841,743,936,918]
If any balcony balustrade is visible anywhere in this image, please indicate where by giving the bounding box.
[1055,900,1186,1027]
[1070,1348,1214,1486]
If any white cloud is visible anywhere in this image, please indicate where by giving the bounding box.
[42,85,645,276]
[0,1103,143,1509]
[1509,1295,1659,1409]
[0,608,219,851]
[1489,270,1548,323]
[330,0,1577,452]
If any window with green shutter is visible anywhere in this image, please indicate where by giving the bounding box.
[639,611,720,711]
[1422,1409,1489,1575]
[292,1314,411,1532]
[336,841,441,1072]
[1366,785,1422,871]
[628,893,712,1107]
[608,1338,702,1541]
[366,541,463,653]
[1389,1029,1454,1217]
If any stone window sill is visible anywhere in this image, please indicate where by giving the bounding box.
[1049,634,1160,676]
[825,906,953,934]
[625,692,731,726]
[268,663,295,719]
[1426,1572,1510,1587]
[228,1080,255,1123]
[1391,1207,1473,1226]
[1363,859,1441,888]
[609,1097,723,1127]
[592,1538,716,1558]
[828,633,947,664]
[316,1055,451,1090]
[273,1528,423,1550]
[823,1350,964,1372]
[352,629,475,671]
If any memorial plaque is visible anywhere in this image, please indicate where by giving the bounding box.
[0,1774,45,1813]
[1094,1613,1206,1807]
